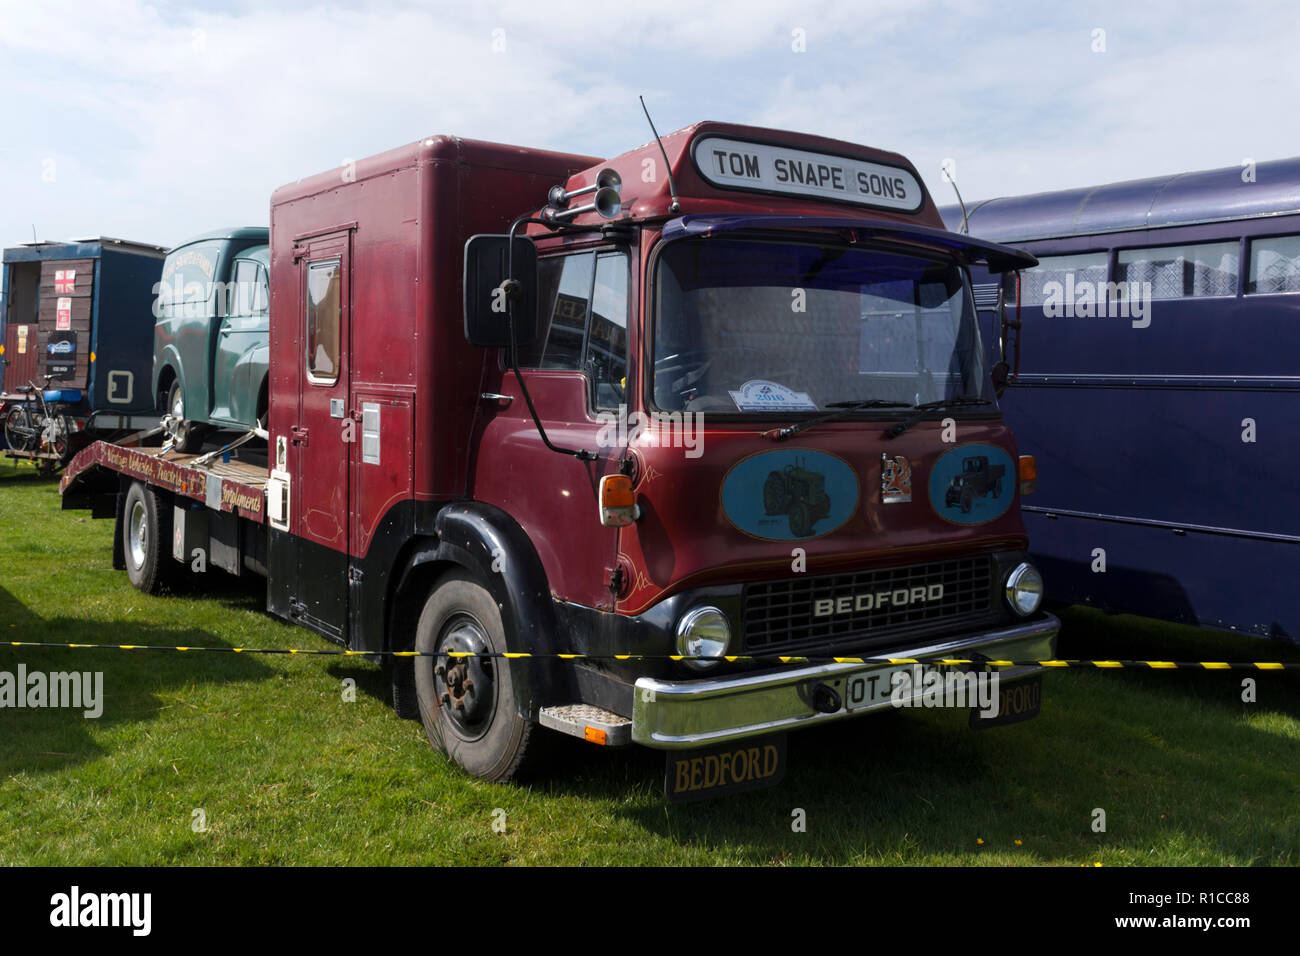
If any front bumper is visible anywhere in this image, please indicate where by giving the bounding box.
[631,613,1059,748]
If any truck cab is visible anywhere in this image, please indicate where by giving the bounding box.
[152,227,269,451]
[429,123,1056,792]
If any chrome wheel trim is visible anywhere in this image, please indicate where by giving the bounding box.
[128,499,148,569]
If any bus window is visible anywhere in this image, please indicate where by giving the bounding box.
[1117,241,1238,299]
[1017,252,1108,306]
[1247,235,1300,294]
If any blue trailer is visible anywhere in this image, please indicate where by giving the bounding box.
[942,157,1300,641]
[2,237,166,469]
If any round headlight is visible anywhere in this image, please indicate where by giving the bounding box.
[1005,562,1044,617]
[675,606,731,670]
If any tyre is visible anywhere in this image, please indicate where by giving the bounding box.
[44,414,74,464]
[165,381,204,454]
[960,486,974,514]
[412,571,535,781]
[4,406,35,453]
[386,655,420,720]
[122,481,174,594]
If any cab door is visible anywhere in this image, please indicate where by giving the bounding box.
[287,232,351,640]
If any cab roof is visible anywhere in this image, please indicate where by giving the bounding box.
[534,120,943,230]
[171,226,269,249]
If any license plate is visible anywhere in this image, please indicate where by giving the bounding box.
[843,663,948,711]
[970,675,1042,729]
[664,736,787,803]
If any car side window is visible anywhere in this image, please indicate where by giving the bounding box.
[231,259,259,317]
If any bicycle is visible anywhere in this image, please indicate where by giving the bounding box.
[4,374,74,469]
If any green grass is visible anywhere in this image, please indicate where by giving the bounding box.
[1,461,1298,865]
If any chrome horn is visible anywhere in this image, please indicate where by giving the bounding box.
[543,186,622,222]
[547,167,622,209]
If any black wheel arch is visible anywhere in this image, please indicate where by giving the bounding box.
[386,501,564,720]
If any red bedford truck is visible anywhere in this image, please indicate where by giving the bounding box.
[61,122,1056,800]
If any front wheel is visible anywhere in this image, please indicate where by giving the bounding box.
[413,572,535,781]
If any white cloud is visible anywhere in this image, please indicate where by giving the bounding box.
[0,0,1296,251]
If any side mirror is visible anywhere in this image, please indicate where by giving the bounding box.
[994,270,1022,397]
[463,235,538,349]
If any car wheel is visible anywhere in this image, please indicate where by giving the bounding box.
[166,381,203,454]
[123,481,174,594]
[413,571,535,781]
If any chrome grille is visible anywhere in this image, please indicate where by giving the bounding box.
[742,556,998,653]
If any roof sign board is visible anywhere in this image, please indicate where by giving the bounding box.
[691,135,923,213]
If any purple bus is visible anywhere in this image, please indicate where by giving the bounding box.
[943,157,1300,641]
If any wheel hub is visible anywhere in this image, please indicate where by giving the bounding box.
[433,618,494,735]
[128,500,147,569]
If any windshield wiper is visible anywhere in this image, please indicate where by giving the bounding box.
[761,399,913,442]
[884,397,993,440]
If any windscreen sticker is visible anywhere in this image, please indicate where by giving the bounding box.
[722,449,858,540]
[728,380,817,412]
[928,444,1015,525]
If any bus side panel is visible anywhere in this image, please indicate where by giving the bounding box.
[1009,383,1300,539]
[1024,511,1297,640]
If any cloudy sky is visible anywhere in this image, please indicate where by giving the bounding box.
[1,0,1297,255]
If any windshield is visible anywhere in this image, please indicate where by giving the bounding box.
[651,237,992,414]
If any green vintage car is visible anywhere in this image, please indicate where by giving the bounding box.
[152,227,269,452]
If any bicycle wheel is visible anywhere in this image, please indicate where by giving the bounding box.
[46,414,74,463]
[4,406,36,453]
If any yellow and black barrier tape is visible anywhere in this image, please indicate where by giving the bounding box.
[4,640,1298,670]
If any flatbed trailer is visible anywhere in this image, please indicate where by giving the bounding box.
[62,440,269,580]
